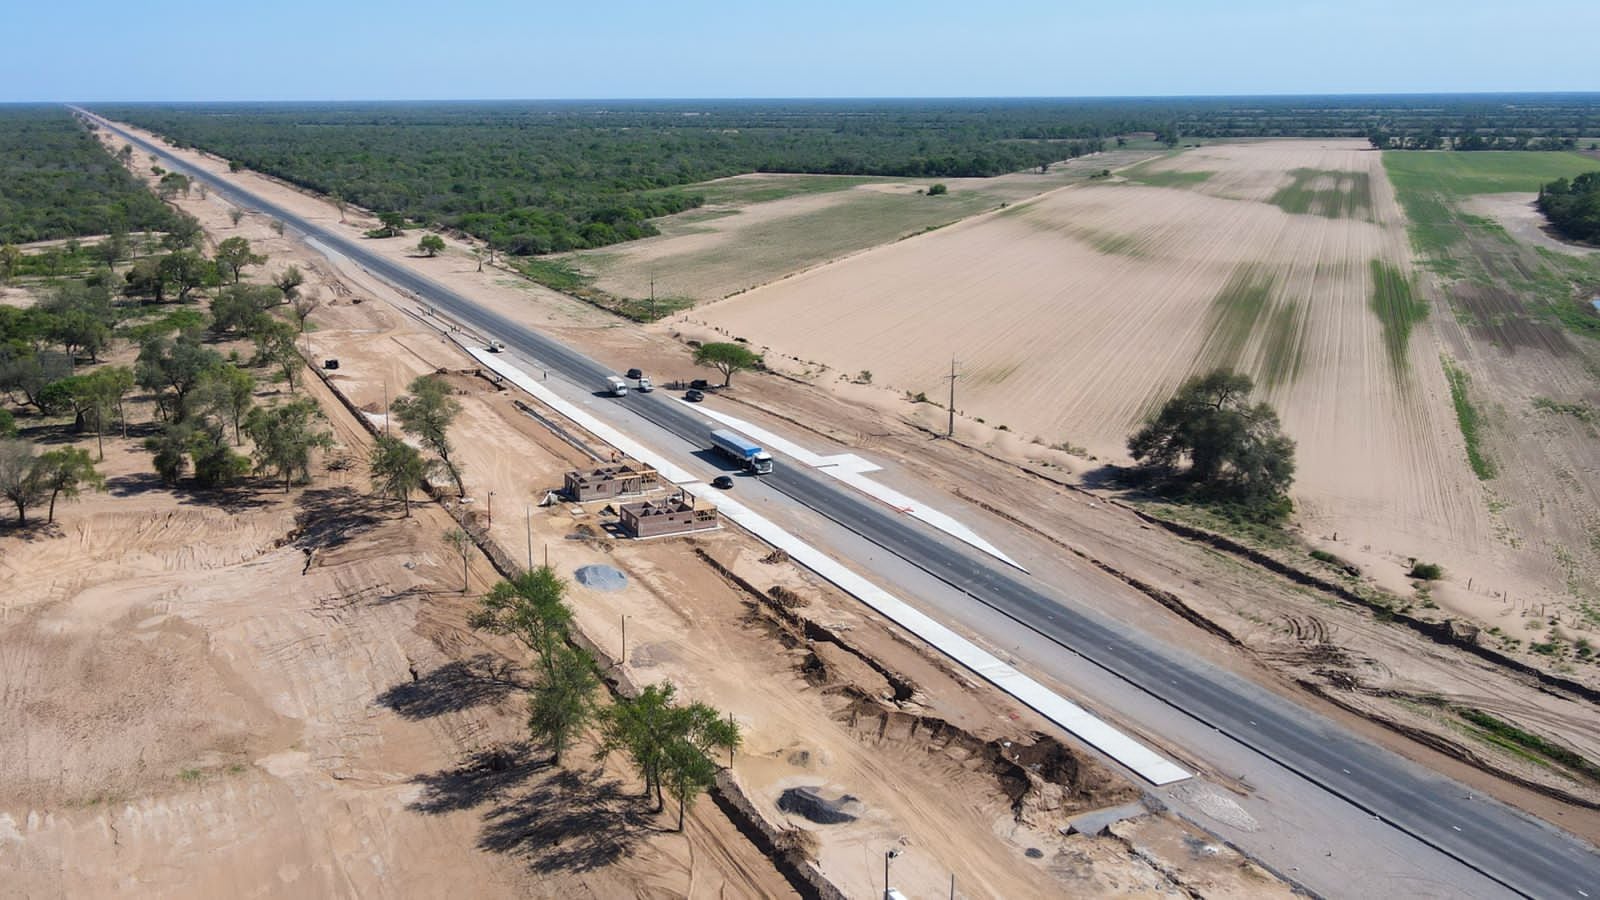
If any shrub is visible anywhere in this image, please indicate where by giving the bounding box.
[1408,561,1444,581]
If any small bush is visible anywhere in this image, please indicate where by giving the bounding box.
[1408,561,1444,581]
[927,183,948,196]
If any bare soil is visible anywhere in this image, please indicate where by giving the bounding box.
[10,122,1290,898]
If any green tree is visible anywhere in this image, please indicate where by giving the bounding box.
[50,310,110,363]
[693,342,762,387]
[187,426,252,488]
[927,182,948,195]
[1127,369,1296,516]
[159,250,214,303]
[0,439,44,525]
[137,335,222,422]
[597,682,679,812]
[157,171,191,199]
[527,643,600,765]
[417,234,446,257]
[662,726,720,831]
[85,365,135,457]
[0,408,15,438]
[473,567,598,762]
[192,364,255,445]
[163,214,204,250]
[210,283,282,335]
[444,527,472,592]
[0,245,21,283]
[249,317,305,392]
[145,423,192,485]
[214,236,266,284]
[376,212,406,237]
[34,447,103,523]
[391,375,465,496]
[274,265,305,301]
[123,257,170,303]
[367,434,431,516]
[244,399,333,492]
[471,566,574,657]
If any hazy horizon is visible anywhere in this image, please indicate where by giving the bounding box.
[6,0,1596,103]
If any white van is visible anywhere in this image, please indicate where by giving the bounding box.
[605,376,629,396]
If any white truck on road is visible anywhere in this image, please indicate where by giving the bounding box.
[709,429,774,474]
[605,376,629,396]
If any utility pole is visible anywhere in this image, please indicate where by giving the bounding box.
[944,356,960,438]
[525,506,532,570]
[649,274,656,321]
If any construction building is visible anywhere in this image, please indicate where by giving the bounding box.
[563,463,661,502]
[618,492,720,539]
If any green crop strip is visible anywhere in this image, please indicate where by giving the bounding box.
[1442,356,1496,480]
[1369,260,1429,373]
[1269,168,1373,219]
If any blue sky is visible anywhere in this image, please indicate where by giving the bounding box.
[5,0,1597,101]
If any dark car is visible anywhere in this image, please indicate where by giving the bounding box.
[711,475,735,490]
[685,389,704,402]
[626,367,643,379]
[690,379,710,390]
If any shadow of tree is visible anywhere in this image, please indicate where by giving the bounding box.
[478,768,651,873]
[293,485,383,551]
[408,741,544,815]
[374,654,525,721]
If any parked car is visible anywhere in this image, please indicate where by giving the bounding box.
[626,367,643,379]
[685,389,704,402]
[690,379,710,390]
[487,340,506,353]
[711,475,735,489]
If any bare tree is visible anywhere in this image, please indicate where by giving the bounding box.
[290,288,322,333]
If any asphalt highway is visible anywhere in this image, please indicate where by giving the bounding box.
[91,112,1600,898]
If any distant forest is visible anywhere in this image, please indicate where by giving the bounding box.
[1538,173,1600,244]
[92,95,1600,255]
[0,107,182,244]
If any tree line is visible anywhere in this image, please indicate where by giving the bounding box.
[470,564,739,830]
[91,102,1115,257]
[1538,172,1600,244]
[0,107,183,244]
[1,228,338,523]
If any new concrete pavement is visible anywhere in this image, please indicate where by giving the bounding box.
[88,111,1600,898]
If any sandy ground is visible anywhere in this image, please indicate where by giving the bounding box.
[7,119,1295,898]
[0,434,797,898]
[81,113,1600,871]
[687,139,1595,652]
[1464,193,1600,257]
[77,115,1600,873]
[295,261,1259,900]
[565,150,1161,305]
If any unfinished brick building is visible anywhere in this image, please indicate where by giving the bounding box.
[563,463,661,502]
[618,494,720,539]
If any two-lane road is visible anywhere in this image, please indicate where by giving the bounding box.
[88,110,1600,898]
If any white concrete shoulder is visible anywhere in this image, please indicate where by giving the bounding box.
[469,348,1189,786]
[686,401,1027,571]
[470,348,698,484]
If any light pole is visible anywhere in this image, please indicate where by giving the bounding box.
[944,356,960,438]
[884,848,901,899]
